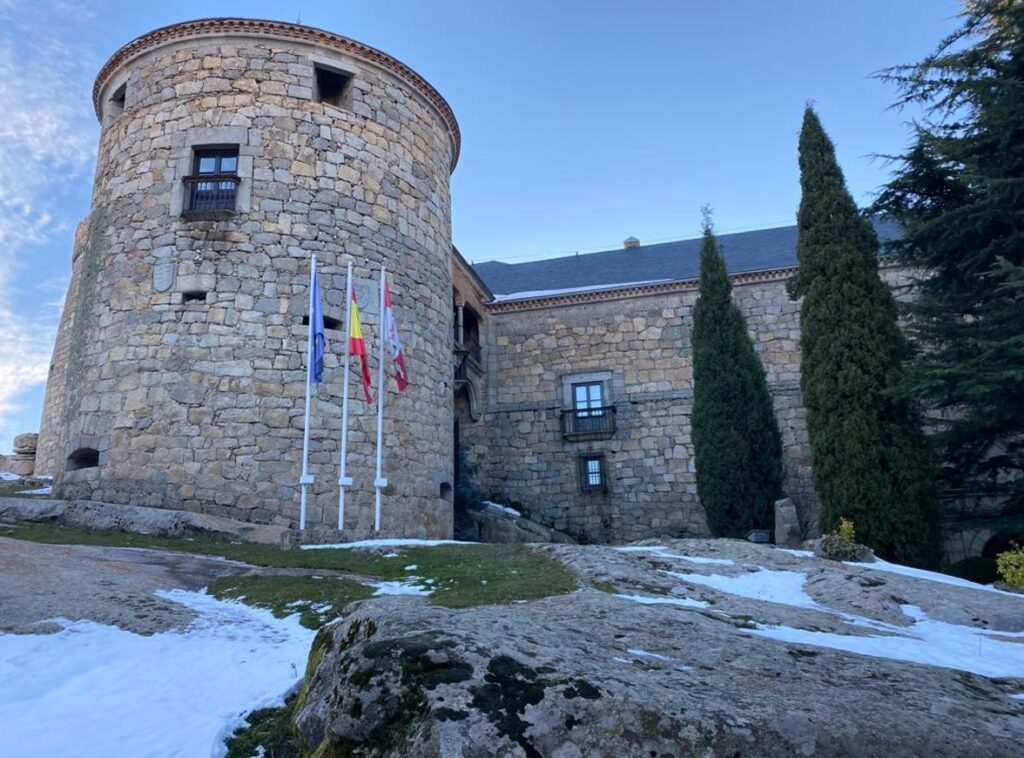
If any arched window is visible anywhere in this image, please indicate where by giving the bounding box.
[66,448,100,471]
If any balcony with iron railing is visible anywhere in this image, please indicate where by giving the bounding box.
[181,174,241,219]
[560,406,616,440]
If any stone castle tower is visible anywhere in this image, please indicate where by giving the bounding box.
[36,18,460,537]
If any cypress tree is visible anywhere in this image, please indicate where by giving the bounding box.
[692,210,784,538]
[790,107,941,568]
[874,0,1024,509]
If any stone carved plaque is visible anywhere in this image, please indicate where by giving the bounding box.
[351,276,380,319]
[152,261,176,292]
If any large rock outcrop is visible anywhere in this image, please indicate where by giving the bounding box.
[293,540,1024,756]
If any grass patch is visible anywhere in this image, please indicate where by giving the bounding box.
[2,522,577,610]
[223,696,299,758]
[208,575,375,629]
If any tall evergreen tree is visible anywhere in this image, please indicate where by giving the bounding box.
[874,0,1024,509]
[692,210,784,538]
[790,108,941,568]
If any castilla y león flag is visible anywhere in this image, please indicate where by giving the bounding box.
[349,287,373,403]
[383,278,409,392]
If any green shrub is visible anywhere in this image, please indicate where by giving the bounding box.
[997,545,1024,589]
[837,517,856,544]
[816,519,873,562]
[816,534,869,562]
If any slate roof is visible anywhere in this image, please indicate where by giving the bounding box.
[473,218,900,299]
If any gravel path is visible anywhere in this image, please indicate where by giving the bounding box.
[0,537,253,634]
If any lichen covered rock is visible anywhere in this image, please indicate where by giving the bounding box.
[294,541,1024,757]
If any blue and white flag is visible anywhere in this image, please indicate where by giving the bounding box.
[310,266,326,384]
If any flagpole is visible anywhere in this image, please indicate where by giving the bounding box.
[337,261,354,529]
[373,263,387,532]
[298,254,317,531]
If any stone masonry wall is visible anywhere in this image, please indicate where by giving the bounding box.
[36,219,92,476]
[38,23,458,537]
[475,265,912,543]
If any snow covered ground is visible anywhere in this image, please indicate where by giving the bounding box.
[0,590,314,758]
[483,500,521,517]
[626,545,1024,680]
[855,557,1023,597]
[372,579,432,596]
[747,603,1024,678]
[0,471,21,481]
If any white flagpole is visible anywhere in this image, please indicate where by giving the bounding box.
[373,263,387,532]
[337,261,354,529]
[298,254,317,531]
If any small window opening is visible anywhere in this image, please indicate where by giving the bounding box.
[182,291,207,304]
[301,314,344,331]
[314,65,352,107]
[439,481,453,501]
[67,447,100,471]
[108,83,126,120]
[578,454,606,494]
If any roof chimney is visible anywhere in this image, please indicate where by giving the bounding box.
[623,236,640,249]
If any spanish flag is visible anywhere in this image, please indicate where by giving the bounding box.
[349,288,373,403]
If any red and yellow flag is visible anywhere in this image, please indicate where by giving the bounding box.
[349,288,373,403]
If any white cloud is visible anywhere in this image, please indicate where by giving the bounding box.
[0,0,98,446]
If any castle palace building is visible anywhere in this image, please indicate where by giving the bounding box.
[38,18,939,549]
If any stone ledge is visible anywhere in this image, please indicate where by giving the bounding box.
[0,497,290,546]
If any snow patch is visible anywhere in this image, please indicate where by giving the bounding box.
[626,648,694,672]
[665,568,819,610]
[747,605,1024,679]
[615,545,735,565]
[302,538,474,551]
[16,486,51,495]
[854,558,1024,598]
[372,579,431,597]
[0,589,314,758]
[615,593,708,609]
[483,500,521,517]
[0,471,20,481]
[776,548,814,558]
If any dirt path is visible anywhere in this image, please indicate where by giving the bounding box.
[0,537,253,634]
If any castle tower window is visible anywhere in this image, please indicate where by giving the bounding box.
[314,64,352,107]
[66,447,100,471]
[108,83,127,120]
[183,147,240,217]
[578,454,606,494]
[302,313,343,331]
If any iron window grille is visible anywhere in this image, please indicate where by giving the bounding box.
[183,148,240,215]
[578,454,607,494]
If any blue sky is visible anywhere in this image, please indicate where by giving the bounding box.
[0,0,961,452]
